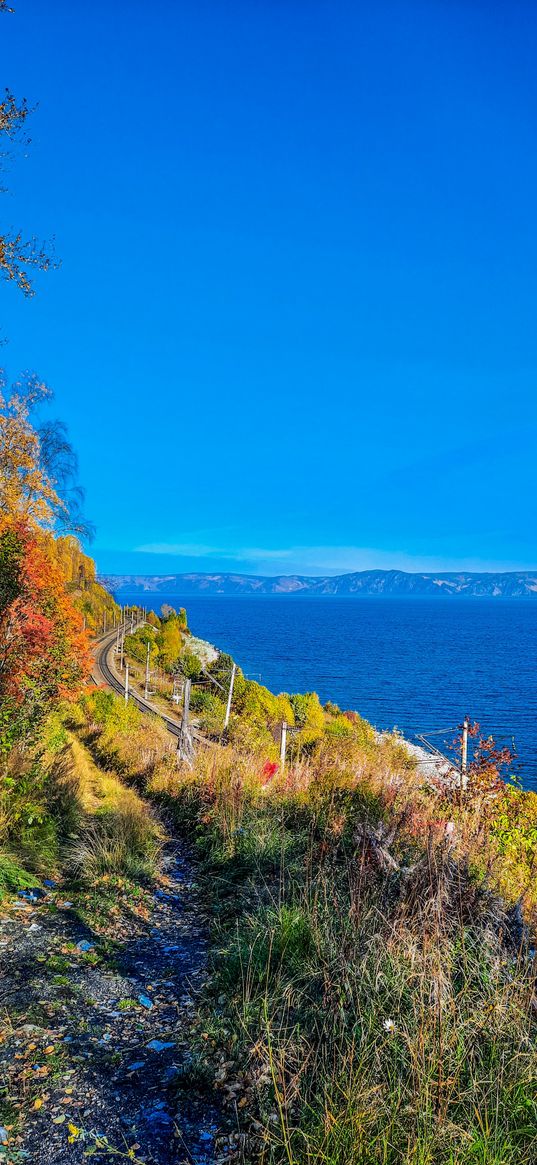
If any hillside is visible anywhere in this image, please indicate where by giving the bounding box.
[101,568,537,598]
[56,535,120,632]
[3,529,537,1163]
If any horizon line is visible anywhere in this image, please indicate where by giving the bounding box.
[98,566,537,580]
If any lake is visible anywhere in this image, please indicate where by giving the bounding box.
[114,594,537,790]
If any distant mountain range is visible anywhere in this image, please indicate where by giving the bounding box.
[100,569,537,599]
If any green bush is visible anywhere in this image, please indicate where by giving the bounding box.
[0,852,37,900]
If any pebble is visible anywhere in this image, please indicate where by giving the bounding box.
[145,1107,173,1126]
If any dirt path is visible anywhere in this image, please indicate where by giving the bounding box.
[0,842,225,1164]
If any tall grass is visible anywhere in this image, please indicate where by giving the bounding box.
[189,743,537,1165]
[62,733,164,883]
[0,702,164,887]
[73,689,537,1162]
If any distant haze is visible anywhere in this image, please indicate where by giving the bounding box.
[102,570,537,599]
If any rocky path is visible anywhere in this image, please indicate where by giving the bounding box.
[0,842,229,1164]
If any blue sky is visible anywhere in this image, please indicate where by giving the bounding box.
[1,0,536,576]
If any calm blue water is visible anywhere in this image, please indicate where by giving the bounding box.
[116,595,537,790]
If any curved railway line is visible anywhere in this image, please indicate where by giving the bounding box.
[92,628,190,741]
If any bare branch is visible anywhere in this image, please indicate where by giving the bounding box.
[0,233,58,296]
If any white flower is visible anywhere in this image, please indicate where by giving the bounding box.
[383,1018,396,1033]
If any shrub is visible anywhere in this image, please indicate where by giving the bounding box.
[66,798,162,883]
[0,852,37,900]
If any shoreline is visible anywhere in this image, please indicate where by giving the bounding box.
[192,628,457,784]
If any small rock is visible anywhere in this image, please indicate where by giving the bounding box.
[145,1107,173,1126]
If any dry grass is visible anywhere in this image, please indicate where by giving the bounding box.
[59,734,164,883]
[185,738,537,1164]
[73,689,537,1163]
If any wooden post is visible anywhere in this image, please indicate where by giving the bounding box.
[224,663,237,730]
[280,720,287,767]
[178,678,194,766]
[144,640,150,701]
[461,717,469,790]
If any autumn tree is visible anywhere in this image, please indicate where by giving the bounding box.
[0,518,91,754]
[0,7,91,766]
[156,616,184,671]
[0,383,94,753]
[0,375,90,535]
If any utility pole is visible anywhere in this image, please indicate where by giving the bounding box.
[124,662,129,704]
[120,628,125,671]
[144,640,150,701]
[177,677,194,766]
[280,720,287,768]
[224,663,237,731]
[461,717,469,790]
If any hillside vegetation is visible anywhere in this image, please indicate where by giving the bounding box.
[1,381,536,1164]
[55,535,120,634]
[72,686,537,1165]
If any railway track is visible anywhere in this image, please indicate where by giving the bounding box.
[92,628,186,740]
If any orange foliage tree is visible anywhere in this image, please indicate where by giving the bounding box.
[0,517,91,751]
[0,521,91,754]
